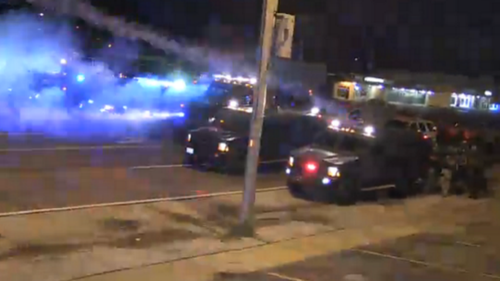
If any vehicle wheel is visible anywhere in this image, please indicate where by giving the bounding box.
[391,177,412,198]
[223,157,245,175]
[287,181,304,199]
[334,179,359,206]
[183,155,195,166]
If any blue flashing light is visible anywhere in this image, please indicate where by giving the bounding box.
[88,99,94,104]
[136,77,162,87]
[77,74,85,82]
[490,104,499,112]
[172,79,186,91]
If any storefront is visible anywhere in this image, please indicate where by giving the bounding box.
[384,87,431,106]
[449,92,491,110]
[332,76,388,101]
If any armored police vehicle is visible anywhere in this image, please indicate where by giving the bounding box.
[184,106,327,173]
[286,125,433,204]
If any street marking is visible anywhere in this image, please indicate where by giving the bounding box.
[116,137,146,144]
[268,272,307,281]
[0,186,287,218]
[129,164,188,169]
[0,144,161,152]
[351,248,500,279]
[363,184,394,191]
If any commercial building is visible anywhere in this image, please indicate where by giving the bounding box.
[328,71,496,112]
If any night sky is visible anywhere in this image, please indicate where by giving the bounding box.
[1,0,499,76]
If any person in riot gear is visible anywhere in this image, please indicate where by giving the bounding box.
[435,137,489,199]
[463,138,489,199]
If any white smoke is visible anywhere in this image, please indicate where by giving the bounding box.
[26,0,255,74]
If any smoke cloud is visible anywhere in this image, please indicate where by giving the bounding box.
[0,10,209,139]
[25,0,256,75]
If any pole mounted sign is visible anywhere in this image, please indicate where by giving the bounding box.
[238,0,279,233]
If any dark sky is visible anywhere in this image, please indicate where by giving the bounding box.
[88,0,262,38]
[86,0,500,76]
[2,0,499,75]
[326,0,500,76]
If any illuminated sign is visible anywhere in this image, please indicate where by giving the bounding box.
[364,77,384,83]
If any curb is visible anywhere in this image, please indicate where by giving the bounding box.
[0,186,287,218]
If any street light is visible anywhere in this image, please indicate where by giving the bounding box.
[237,0,279,234]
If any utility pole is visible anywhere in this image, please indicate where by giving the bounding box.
[238,0,278,234]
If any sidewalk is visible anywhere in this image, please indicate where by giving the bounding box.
[0,189,492,281]
[78,196,496,281]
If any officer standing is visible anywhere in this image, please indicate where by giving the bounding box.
[464,138,489,199]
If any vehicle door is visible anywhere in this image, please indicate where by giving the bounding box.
[261,115,291,161]
[336,135,380,186]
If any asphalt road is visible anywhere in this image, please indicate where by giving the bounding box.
[215,231,499,281]
[0,132,286,213]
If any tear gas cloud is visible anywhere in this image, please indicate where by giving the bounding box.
[26,0,257,75]
[0,11,210,137]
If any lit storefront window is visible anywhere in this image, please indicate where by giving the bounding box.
[337,85,350,99]
[385,88,429,105]
[353,83,385,100]
[450,93,490,110]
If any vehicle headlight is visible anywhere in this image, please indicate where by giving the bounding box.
[328,166,340,177]
[331,119,341,128]
[288,156,294,167]
[364,125,374,135]
[228,99,238,108]
[218,142,229,152]
[311,107,320,115]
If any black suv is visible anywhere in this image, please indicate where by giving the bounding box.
[286,127,433,204]
[184,107,327,173]
[186,81,254,123]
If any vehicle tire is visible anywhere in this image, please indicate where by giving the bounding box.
[183,154,195,167]
[333,178,359,206]
[391,176,412,199]
[287,181,304,199]
[222,156,245,175]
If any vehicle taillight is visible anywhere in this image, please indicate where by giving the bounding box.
[423,134,429,139]
[305,162,317,172]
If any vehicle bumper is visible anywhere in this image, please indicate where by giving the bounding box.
[184,146,234,169]
[286,172,341,197]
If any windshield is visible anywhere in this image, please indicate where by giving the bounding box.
[211,109,251,133]
[205,83,253,105]
[313,132,369,152]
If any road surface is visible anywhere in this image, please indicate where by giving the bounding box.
[215,231,499,281]
[0,132,286,213]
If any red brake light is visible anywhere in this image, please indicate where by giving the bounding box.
[423,135,429,139]
[305,162,317,172]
